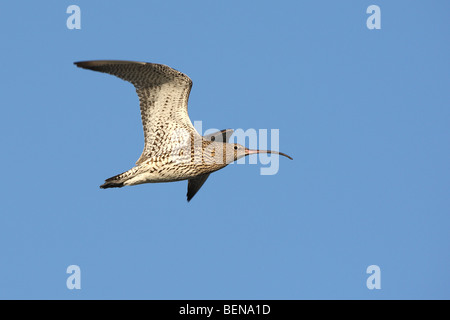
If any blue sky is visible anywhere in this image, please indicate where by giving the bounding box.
[0,1,449,299]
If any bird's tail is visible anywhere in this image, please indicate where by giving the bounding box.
[100,166,140,189]
[100,173,125,189]
[100,178,124,189]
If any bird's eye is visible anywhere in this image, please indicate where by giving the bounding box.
[211,136,215,141]
[234,146,238,150]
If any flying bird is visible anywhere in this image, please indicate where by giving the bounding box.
[75,60,292,201]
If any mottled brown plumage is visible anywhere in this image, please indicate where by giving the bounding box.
[75,60,292,201]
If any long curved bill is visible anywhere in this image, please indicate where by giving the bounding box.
[245,148,293,160]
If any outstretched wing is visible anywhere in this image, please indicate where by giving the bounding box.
[187,173,211,202]
[74,60,199,164]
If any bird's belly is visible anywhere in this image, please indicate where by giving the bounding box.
[123,171,183,185]
[124,164,214,186]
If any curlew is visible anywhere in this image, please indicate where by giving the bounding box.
[75,60,292,201]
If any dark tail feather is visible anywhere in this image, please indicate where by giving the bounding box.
[100,181,124,189]
[100,172,126,189]
[100,166,140,189]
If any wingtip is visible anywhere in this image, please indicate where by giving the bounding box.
[73,60,101,69]
[74,61,92,69]
[74,60,147,68]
